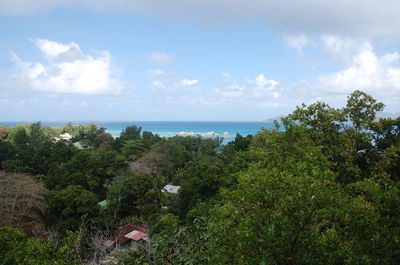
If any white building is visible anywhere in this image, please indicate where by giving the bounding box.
[161,184,181,194]
[60,132,72,140]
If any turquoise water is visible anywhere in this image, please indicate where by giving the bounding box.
[0,121,278,143]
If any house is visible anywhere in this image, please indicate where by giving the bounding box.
[60,132,72,140]
[106,224,150,250]
[73,142,84,149]
[161,184,181,194]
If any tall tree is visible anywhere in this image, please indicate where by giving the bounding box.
[120,125,142,140]
[12,128,29,149]
[207,125,387,265]
[29,122,46,147]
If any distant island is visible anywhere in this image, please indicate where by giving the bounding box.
[177,131,229,137]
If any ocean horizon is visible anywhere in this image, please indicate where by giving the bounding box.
[0,121,279,144]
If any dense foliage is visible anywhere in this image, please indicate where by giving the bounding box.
[0,90,399,264]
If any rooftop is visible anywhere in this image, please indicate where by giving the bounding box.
[125,230,147,241]
[162,184,181,194]
[110,224,150,245]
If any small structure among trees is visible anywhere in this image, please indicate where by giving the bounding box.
[106,224,150,251]
[161,184,181,194]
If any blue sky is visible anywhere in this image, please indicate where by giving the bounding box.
[1,1,400,121]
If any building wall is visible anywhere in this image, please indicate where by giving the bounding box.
[116,240,141,250]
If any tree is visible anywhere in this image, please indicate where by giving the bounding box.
[120,125,142,140]
[345,90,384,131]
[130,152,174,177]
[122,139,146,158]
[12,127,29,148]
[174,156,226,218]
[221,133,253,162]
[142,131,162,149]
[0,173,47,235]
[206,125,386,264]
[0,226,76,265]
[45,150,127,196]
[3,141,76,175]
[0,127,8,139]
[285,90,386,184]
[106,174,153,218]
[43,185,100,231]
[0,140,16,169]
[29,122,46,147]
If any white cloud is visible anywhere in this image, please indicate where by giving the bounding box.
[316,39,400,99]
[149,69,165,76]
[181,79,199,86]
[273,36,400,109]
[284,34,310,53]
[276,35,400,106]
[152,80,165,88]
[255,74,279,89]
[148,71,201,105]
[320,35,371,65]
[32,38,80,59]
[147,69,280,107]
[2,1,400,39]
[10,39,126,95]
[148,52,174,65]
[213,73,281,106]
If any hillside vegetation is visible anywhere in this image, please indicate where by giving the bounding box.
[0,90,399,265]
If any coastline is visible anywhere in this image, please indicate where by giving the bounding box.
[0,121,276,143]
[177,131,230,137]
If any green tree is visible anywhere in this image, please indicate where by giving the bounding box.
[45,150,127,196]
[43,185,100,231]
[206,125,384,265]
[29,122,46,147]
[12,127,29,148]
[106,174,153,218]
[285,90,386,184]
[173,156,226,219]
[142,131,162,149]
[0,226,76,265]
[345,90,384,131]
[221,133,253,162]
[0,140,16,169]
[3,141,76,175]
[120,125,142,140]
[122,139,146,158]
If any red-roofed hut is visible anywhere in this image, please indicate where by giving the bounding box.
[107,224,150,250]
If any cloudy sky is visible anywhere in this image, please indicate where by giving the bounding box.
[1,0,399,121]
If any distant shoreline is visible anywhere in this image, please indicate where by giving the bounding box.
[0,121,277,144]
[178,131,230,137]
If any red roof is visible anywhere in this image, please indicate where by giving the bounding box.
[110,224,150,245]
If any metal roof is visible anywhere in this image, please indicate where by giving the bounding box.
[124,230,147,241]
[162,184,181,194]
[110,224,150,245]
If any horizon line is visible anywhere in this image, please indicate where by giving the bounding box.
[0,120,278,123]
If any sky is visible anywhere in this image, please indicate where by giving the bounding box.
[0,0,400,121]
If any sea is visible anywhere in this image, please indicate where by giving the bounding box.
[0,121,278,144]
